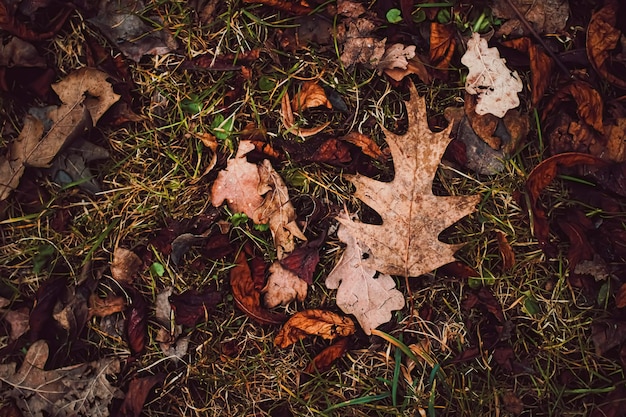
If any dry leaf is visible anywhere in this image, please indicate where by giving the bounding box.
[502,37,554,106]
[88,293,126,318]
[325,224,405,334]
[492,0,570,37]
[336,13,386,68]
[281,91,330,138]
[341,132,385,161]
[616,283,626,309]
[262,261,308,308]
[116,374,165,417]
[461,33,524,118]
[110,247,143,285]
[304,337,351,374]
[0,340,121,417]
[376,43,416,74]
[543,81,604,133]
[495,230,516,271]
[274,309,355,348]
[0,37,46,67]
[586,0,626,89]
[4,307,30,341]
[429,23,456,73]
[230,251,287,325]
[384,55,432,83]
[292,81,332,111]
[338,82,480,277]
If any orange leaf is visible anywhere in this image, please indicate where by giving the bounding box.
[88,293,126,318]
[586,0,626,89]
[542,81,604,133]
[304,337,351,374]
[281,91,330,138]
[274,309,355,348]
[429,23,455,73]
[502,37,554,106]
[341,131,385,161]
[292,81,332,111]
[495,230,515,271]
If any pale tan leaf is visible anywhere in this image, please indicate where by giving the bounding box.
[262,261,308,308]
[110,247,143,284]
[376,43,416,74]
[325,224,405,334]
[274,309,355,348]
[4,307,30,341]
[461,32,524,118]
[337,82,480,278]
[292,81,332,111]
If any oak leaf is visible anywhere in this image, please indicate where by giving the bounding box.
[376,43,416,74]
[461,33,523,118]
[262,261,308,308]
[337,82,480,278]
[325,224,405,334]
[274,309,355,348]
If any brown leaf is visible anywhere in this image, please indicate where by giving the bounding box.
[384,55,432,83]
[280,244,320,285]
[617,284,626,309]
[491,0,569,37]
[262,262,308,308]
[0,340,121,416]
[341,132,385,162]
[29,277,65,341]
[169,289,221,327]
[586,0,626,89]
[502,37,554,106]
[4,308,30,341]
[274,309,355,348]
[0,38,46,68]
[502,390,524,415]
[337,18,386,68]
[230,251,286,325]
[304,337,351,374]
[0,401,23,417]
[115,374,165,417]
[126,290,147,355]
[242,0,312,15]
[88,293,126,318]
[281,91,330,138]
[525,153,608,254]
[495,230,516,271]
[462,286,505,323]
[292,81,332,111]
[337,81,480,277]
[0,1,73,41]
[310,138,352,164]
[376,43,416,74]
[111,247,143,285]
[543,81,604,133]
[592,320,626,356]
[464,93,501,150]
[429,23,455,73]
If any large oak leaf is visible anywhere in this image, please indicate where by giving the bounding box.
[338,82,480,278]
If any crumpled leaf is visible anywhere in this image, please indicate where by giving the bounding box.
[230,251,286,325]
[111,247,143,285]
[383,55,431,83]
[325,224,405,334]
[0,340,122,417]
[304,337,351,374]
[336,4,386,68]
[337,82,480,277]
[88,294,126,319]
[0,68,120,201]
[586,0,626,89]
[262,262,308,308]
[89,0,178,62]
[292,81,332,111]
[461,33,524,118]
[281,90,330,138]
[126,289,147,355]
[502,37,554,106]
[376,43,416,74]
[3,307,30,341]
[341,132,385,162]
[491,0,570,37]
[274,309,355,348]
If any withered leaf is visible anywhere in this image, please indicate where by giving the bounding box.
[492,0,569,37]
[376,43,416,74]
[592,320,626,356]
[281,91,330,138]
[169,289,221,327]
[4,307,30,341]
[230,251,286,325]
[88,294,126,318]
[274,309,355,348]
[126,289,147,355]
[461,33,524,118]
[337,82,480,277]
[111,247,143,285]
[304,337,351,374]
[495,230,516,271]
[0,340,121,417]
[341,132,385,162]
[292,81,332,111]
[616,284,626,309]
[429,23,455,74]
[280,244,320,285]
[263,262,308,308]
[586,0,626,89]
[115,373,165,417]
[543,81,604,133]
[0,38,46,68]
[502,37,554,106]
[384,55,431,83]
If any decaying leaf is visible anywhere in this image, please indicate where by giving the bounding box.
[4,307,30,341]
[0,37,46,68]
[429,22,456,74]
[335,4,386,68]
[274,309,355,348]
[586,0,626,89]
[262,261,308,308]
[169,288,222,326]
[461,33,524,118]
[502,37,554,106]
[337,82,480,277]
[281,91,330,138]
[383,55,432,83]
[495,231,516,271]
[88,293,126,318]
[325,224,405,334]
[0,68,120,201]
[126,289,147,355]
[211,141,306,258]
[292,81,332,111]
[0,340,121,417]
[230,251,286,325]
[304,337,351,374]
[115,373,165,417]
[491,0,570,37]
[341,132,385,162]
[110,247,143,284]
[376,43,416,74]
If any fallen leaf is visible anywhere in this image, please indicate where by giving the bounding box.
[383,55,431,83]
[325,224,405,334]
[502,390,524,415]
[464,93,501,150]
[115,373,164,417]
[543,81,604,133]
[29,277,66,341]
[492,0,570,37]
[126,289,147,355]
[429,23,455,75]
[502,37,554,106]
[586,0,626,89]
[461,32,524,118]
[336,13,386,68]
[242,0,312,15]
[4,307,30,341]
[281,91,330,138]
[262,261,308,308]
[88,293,126,318]
[495,230,516,271]
[0,401,22,417]
[616,284,626,309]
[337,82,480,277]
[279,243,320,285]
[376,43,416,74]
[0,1,73,41]
[341,132,385,162]
[303,337,351,374]
[274,309,355,348]
[89,0,178,62]
[292,81,332,111]
[0,37,46,68]
[111,247,143,284]
[592,320,626,356]
[169,289,222,327]
[0,340,121,417]
[230,251,287,325]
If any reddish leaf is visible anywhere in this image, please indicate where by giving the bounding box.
[169,289,222,327]
[558,210,595,290]
[495,231,516,271]
[230,251,286,325]
[29,277,65,341]
[0,400,23,417]
[543,81,604,133]
[310,139,352,164]
[126,290,147,355]
[115,374,165,417]
[502,37,554,106]
[88,294,126,318]
[592,320,626,356]
[616,284,626,309]
[241,0,312,15]
[304,337,351,374]
[525,153,608,254]
[462,286,505,323]
[429,23,455,76]
[341,132,385,162]
[280,245,319,285]
[249,255,268,292]
[0,1,74,41]
[274,309,355,348]
[586,0,626,89]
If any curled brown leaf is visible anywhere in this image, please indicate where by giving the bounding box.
[292,81,332,111]
[586,0,626,89]
[304,337,351,374]
[274,309,355,348]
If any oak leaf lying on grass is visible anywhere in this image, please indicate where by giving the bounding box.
[274,309,355,348]
[263,261,308,308]
[0,340,121,417]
